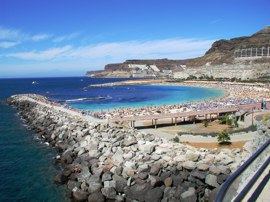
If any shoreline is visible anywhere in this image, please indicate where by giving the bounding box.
[7,93,266,202]
[88,79,270,120]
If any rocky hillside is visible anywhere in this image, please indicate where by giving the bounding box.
[87,27,270,77]
[187,26,270,66]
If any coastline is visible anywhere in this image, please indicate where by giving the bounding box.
[7,93,266,202]
[89,79,270,120]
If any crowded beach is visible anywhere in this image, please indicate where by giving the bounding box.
[86,81,270,120]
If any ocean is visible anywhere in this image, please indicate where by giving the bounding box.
[0,77,223,201]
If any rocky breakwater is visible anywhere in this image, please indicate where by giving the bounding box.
[7,94,250,202]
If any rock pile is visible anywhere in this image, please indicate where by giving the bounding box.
[7,94,253,202]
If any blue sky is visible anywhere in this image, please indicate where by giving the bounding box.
[0,0,269,78]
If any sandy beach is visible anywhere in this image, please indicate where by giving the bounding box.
[88,79,270,120]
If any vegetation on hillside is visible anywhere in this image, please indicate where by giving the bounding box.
[217,130,231,145]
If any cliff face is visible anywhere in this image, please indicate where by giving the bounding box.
[87,27,270,77]
[104,59,190,72]
[187,26,270,66]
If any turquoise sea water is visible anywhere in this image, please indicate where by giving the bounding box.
[69,84,223,111]
[0,77,223,201]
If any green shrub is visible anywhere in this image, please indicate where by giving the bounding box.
[219,114,236,127]
[173,136,180,143]
[203,120,209,127]
[217,130,231,145]
[262,114,270,124]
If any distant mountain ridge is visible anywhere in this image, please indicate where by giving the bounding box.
[187,26,270,66]
[87,27,270,77]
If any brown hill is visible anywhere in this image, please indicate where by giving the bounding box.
[187,26,270,66]
[87,26,270,76]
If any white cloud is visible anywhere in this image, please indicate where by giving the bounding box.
[52,32,80,42]
[0,41,20,48]
[210,19,222,25]
[0,27,22,40]
[68,38,214,59]
[31,34,52,41]
[8,45,72,60]
[7,38,213,61]
[0,26,53,47]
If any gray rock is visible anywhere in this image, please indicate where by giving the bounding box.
[174,185,186,199]
[209,166,221,175]
[137,164,149,172]
[163,187,176,199]
[113,174,127,193]
[88,191,105,202]
[67,180,80,191]
[72,187,88,201]
[144,134,155,141]
[91,166,103,177]
[138,172,148,180]
[182,161,196,170]
[180,187,197,202]
[77,166,91,182]
[80,181,88,191]
[114,167,123,176]
[112,151,124,166]
[185,151,200,161]
[104,180,116,188]
[102,172,112,182]
[191,170,206,180]
[208,187,220,202]
[150,163,161,175]
[217,165,230,174]
[197,163,209,171]
[115,195,125,202]
[87,175,101,183]
[125,183,151,201]
[54,173,68,184]
[171,175,183,187]
[123,137,137,146]
[149,175,163,187]
[205,174,219,187]
[139,141,156,154]
[88,181,102,193]
[217,174,228,184]
[160,171,171,181]
[101,187,117,199]
[179,171,189,180]
[145,187,164,202]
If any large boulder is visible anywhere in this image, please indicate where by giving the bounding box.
[123,136,137,147]
[125,183,151,201]
[87,176,102,193]
[180,187,197,202]
[182,161,196,170]
[113,174,127,193]
[205,174,219,187]
[185,150,200,162]
[150,163,161,175]
[145,187,164,202]
[72,187,88,201]
[191,170,206,180]
[138,141,156,154]
[101,187,117,199]
[88,191,105,202]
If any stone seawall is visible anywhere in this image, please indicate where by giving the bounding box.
[7,94,254,202]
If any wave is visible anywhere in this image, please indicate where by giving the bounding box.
[65,96,112,103]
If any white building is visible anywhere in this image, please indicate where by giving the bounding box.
[128,64,148,70]
[149,65,160,72]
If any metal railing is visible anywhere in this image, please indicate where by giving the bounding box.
[215,139,270,202]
